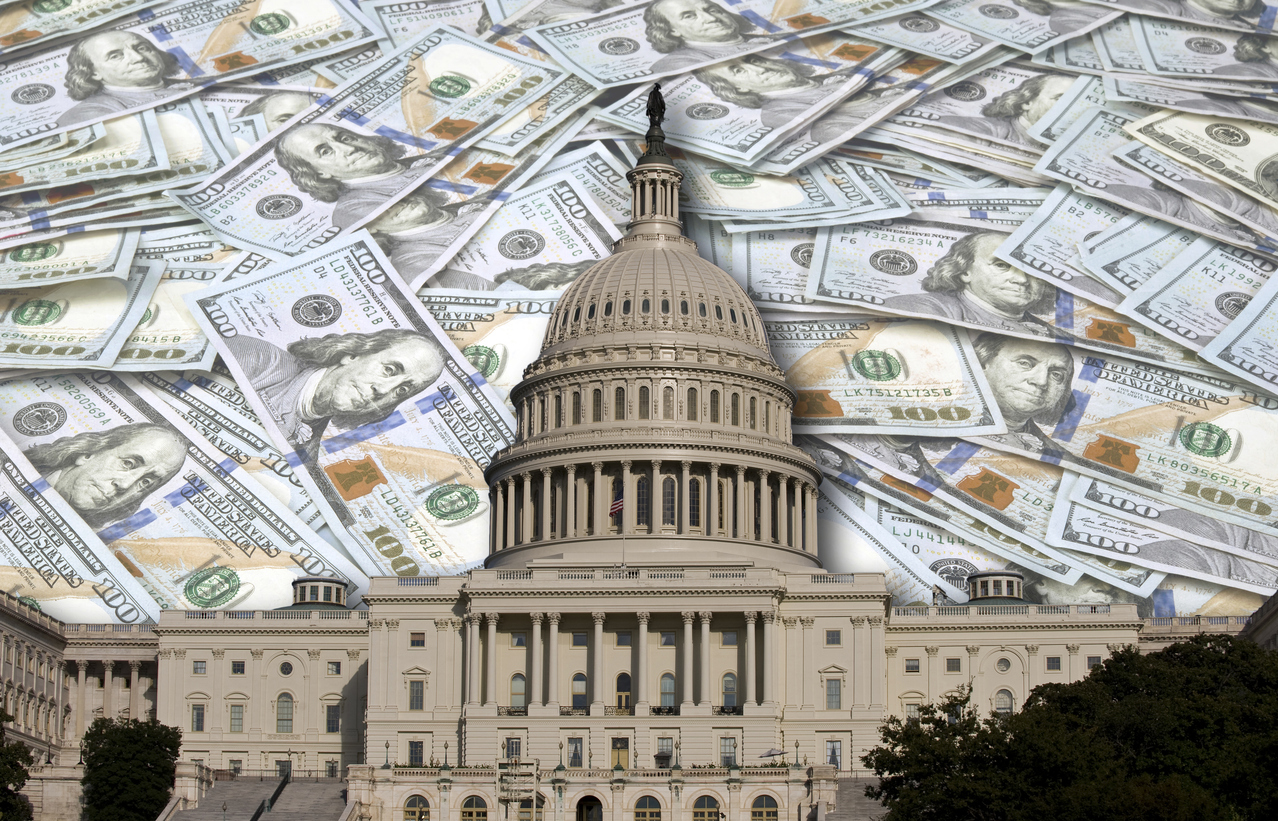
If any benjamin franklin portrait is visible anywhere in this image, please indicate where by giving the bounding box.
[645,0,778,74]
[57,31,191,128]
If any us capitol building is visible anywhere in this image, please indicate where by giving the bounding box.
[4,103,1265,821]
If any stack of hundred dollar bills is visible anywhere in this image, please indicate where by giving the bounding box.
[1,0,1277,623]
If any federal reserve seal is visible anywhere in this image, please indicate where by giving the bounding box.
[429,75,471,98]
[11,84,54,105]
[426,484,480,521]
[1215,292,1252,319]
[184,566,241,609]
[900,16,939,32]
[13,402,67,437]
[851,350,902,381]
[292,294,342,328]
[498,229,545,260]
[929,558,979,591]
[463,344,500,379]
[687,103,729,120]
[1178,422,1232,458]
[599,37,639,55]
[869,249,918,276]
[1205,123,1250,147]
[7,242,57,263]
[945,81,986,102]
[249,12,291,35]
[1185,37,1225,54]
[979,4,1018,18]
[791,242,815,269]
[256,194,303,220]
[12,299,61,325]
[709,169,754,187]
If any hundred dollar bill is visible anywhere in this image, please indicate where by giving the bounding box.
[0,373,367,611]
[435,172,621,289]
[600,33,900,163]
[1118,238,1273,352]
[1199,267,1278,395]
[1091,13,1141,71]
[0,126,101,172]
[198,85,320,134]
[136,224,240,265]
[966,337,1278,538]
[188,232,515,577]
[0,229,139,288]
[113,263,221,371]
[0,0,165,58]
[1104,77,1278,125]
[0,428,159,623]
[764,314,1007,436]
[1050,30,1104,73]
[824,431,1165,595]
[476,75,601,156]
[923,0,1120,54]
[1048,489,1277,595]
[1130,14,1278,82]
[0,260,162,368]
[142,369,334,540]
[1077,213,1200,294]
[419,289,559,411]
[668,151,848,219]
[805,218,1212,373]
[526,0,944,87]
[0,0,379,148]
[1078,0,1277,36]
[719,225,823,311]
[0,195,191,246]
[528,141,631,227]
[0,113,167,196]
[367,0,490,43]
[224,114,265,154]
[172,27,564,260]
[852,11,1001,63]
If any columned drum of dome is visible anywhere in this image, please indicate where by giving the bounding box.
[484,86,821,571]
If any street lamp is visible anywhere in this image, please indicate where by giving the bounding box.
[383,740,391,769]
[444,741,449,767]
[222,801,227,821]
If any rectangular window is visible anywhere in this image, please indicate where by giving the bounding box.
[328,661,341,675]
[567,737,583,768]
[825,740,842,769]
[326,704,341,733]
[229,760,242,775]
[191,704,204,732]
[906,704,921,723]
[657,737,674,756]
[572,632,588,647]
[192,660,206,675]
[905,658,920,673]
[946,657,961,673]
[326,761,339,778]
[721,630,738,647]
[323,586,332,602]
[231,660,245,675]
[408,740,424,767]
[229,704,243,733]
[825,678,841,710]
[1046,656,1062,671]
[409,680,425,710]
[511,632,527,647]
[1087,656,1102,670]
[660,631,676,647]
[720,737,736,767]
[409,632,425,647]
[616,631,631,647]
[506,737,522,759]
[825,629,841,647]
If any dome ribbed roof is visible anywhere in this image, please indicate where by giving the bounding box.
[541,244,774,361]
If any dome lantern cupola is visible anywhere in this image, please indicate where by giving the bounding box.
[483,85,821,571]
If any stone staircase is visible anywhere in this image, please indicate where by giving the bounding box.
[168,776,348,820]
[263,779,348,820]
[824,777,884,821]
[170,778,281,819]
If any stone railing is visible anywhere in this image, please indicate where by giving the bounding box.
[157,610,370,625]
[891,604,1141,620]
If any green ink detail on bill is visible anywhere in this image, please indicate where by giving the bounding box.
[249,12,292,36]
[139,307,154,325]
[9,243,56,263]
[851,350,901,382]
[426,485,480,520]
[1178,422,1232,458]
[13,300,61,325]
[462,344,499,379]
[429,76,472,98]
[18,596,40,611]
[185,566,241,608]
[31,0,72,13]
[709,170,754,187]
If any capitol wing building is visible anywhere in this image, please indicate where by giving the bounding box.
[7,114,1241,821]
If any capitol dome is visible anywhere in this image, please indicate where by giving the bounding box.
[483,106,820,571]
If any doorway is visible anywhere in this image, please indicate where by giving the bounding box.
[576,796,603,821]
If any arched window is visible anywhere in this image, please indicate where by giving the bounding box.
[750,796,778,821]
[749,397,757,429]
[662,387,674,420]
[710,390,719,423]
[994,689,1014,714]
[692,796,720,821]
[642,298,651,313]
[661,298,670,314]
[687,388,698,421]
[511,674,526,708]
[763,401,770,433]
[662,477,676,526]
[639,386,650,420]
[616,673,631,708]
[689,479,701,528]
[659,674,675,707]
[592,389,602,423]
[722,673,737,708]
[405,796,430,821]
[615,387,626,420]
[573,393,581,425]
[731,394,740,426]
[276,693,293,733]
[572,674,587,709]
[637,476,651,527]
[462,797,487,821]
[635,796,661,821]
[554,395,562,428]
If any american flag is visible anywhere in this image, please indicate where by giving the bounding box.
[609,488,624,517]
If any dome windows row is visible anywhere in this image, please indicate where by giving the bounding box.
[547,285,767,349]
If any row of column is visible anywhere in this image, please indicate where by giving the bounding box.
[491,461,817,550]
[462,611,778,709]
[1,638,64,746]
[69,659,150,738]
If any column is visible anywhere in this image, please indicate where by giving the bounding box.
[1066,644,1080,681]
[101,661,114,721]
[636,613,650,708]
[925,646,939,702]
[1025,645,1039,692]
[384,620,399,708]
[530,613,544,707]
[493,484,504,551]
[521,473,533,545]
[592,462,604,535]
[762,612,776,705]
[777,476,788,547]
[485,613,499,707]
[129,660,141,724]
[708,464,720,537]
[466,615,480,705]
[74,661,86,738]
[697,612,711,706]
[565,466,577,538]
[546,613,561,706]
[680,612,694,708]
[735,466,747,539]
[541,468,553,541]
[805,485,818,552]
[680,461,691,534]
[759,470,772,544]
[852,618,869,710]
[249,649,264,733]
[307,648,323,733]
[744,612,757,706]
[789,479,800,548]
[591,612,606,709]
[505,477,516,548]
[621,461,633,535]
[801,617,815,710]
[650,461,661,531]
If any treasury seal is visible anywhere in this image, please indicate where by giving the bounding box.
[426,484,480,521]
[1178,422,1232,458]
[462,344,500,378]
[791,242,815,269]
[184,566,242,609]
[851,350,902,381]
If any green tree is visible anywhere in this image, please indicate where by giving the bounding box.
[0,709,34,821]
[863,634,1278,821]
[81,718,181,821]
